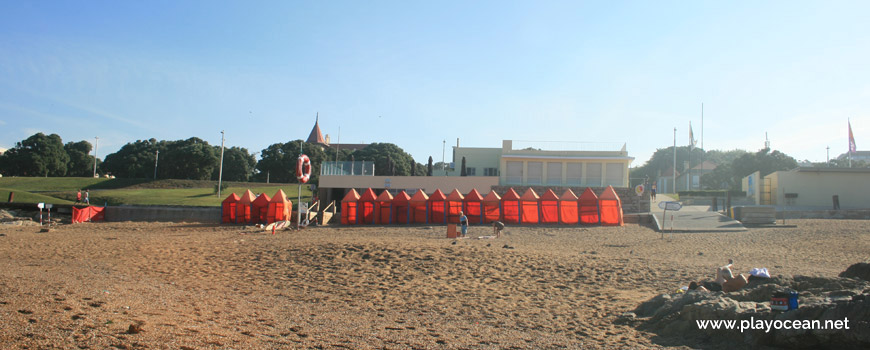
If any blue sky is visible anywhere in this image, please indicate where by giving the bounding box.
[1,1,868,169]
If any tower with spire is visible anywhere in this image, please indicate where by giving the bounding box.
[307,113,328,147]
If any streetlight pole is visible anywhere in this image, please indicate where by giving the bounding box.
[154,150,159,179]
[826,146,830,167]
[93,137,99,178]
[442,140,446,176]
[217,130,225,198]
[673,128,676,194]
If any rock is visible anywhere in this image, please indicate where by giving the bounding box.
[127,324,143,334]
[839,262,870,282]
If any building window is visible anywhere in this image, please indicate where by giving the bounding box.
[484,168,498,176]
[527,162,543,185]
[587,163,602,186]
[566,163,582,185]
[605,163,624,186]
[466,167,476,176]
[506,161,523,184]
[546,162,562,185]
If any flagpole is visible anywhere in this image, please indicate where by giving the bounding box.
[849,118,852,168]
[701,103,704,150]
[673,127,676,194]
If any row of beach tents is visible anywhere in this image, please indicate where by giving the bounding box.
[221,189,292,224]
[341,186,624,226]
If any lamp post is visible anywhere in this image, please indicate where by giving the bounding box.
[442,140,446,176]
[93,136,99,178]
[826,146,830,167]
[217,130,225,198]
[154,150,159,179]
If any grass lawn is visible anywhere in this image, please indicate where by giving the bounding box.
[0,188,75,205]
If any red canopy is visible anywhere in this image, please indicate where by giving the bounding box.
[540,189,559,224]
[501,188,521,224]
[252,192,271,224]
[428,189,447,224]
[482,191,502,223]
[520,188,540,224]
[375,190,394,224]
[236,190,256,224]
[266,189,290,223]
[558,189,579,224]
[341,189,361,225]
[463,189,484,224]
[221,193,239,224]
[392,190,412,224]
[359,188,377,224]
[409,190,429,224]
[445,189,465,224]
[599,186,624,226]
[579,188,600,225]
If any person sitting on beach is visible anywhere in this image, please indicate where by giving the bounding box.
[688,259,748,293]
[492,220,505,238]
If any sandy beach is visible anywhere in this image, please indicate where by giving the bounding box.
[0,219,867,349]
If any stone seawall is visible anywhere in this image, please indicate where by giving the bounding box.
[490,186,651,214]
[105,206,221,223]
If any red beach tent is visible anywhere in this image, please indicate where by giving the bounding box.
[579,188,600,225]
[428,189,447,224]
[409,190,429,224]
[558,189,579,225]
[482,191,502,223]
[540,189,560,224]
[464,189,484,224]
[446,189,465,224]
[236,190,256,224]
[266,189,290,223]
[392,190,412,224]
[520,188,540,224]
[375,190,394,224]
[251,192,271,224]
[501,188,521,224]
[599,186,624,226]
[221,193,239,224]
[359,188,378,224]
[341,189,361,225]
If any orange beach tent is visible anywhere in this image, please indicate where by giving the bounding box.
[446,189,465,224]
[428,189,447,224]
[221,193,239,224]
[392,191,412,224]
[358,188,377,224]
[251,192,271,224]
[558,189,579,224]
[236,190,256,224]
[520,188,540,224]
[539,189,559,224]
[266,189,290,223]
[501,188,521,224]
[482,191,502,223]
[599,186,624,226]
[341,189,361,225]
[463,189,484,224]
[375,190,394,224]
[579,188,600,225]
[409,190,429,224]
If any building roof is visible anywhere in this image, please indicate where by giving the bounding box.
[307,114,327,145]
[792,166,870,173]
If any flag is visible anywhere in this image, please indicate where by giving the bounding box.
[689,121,697,149]
[848,120,857,153]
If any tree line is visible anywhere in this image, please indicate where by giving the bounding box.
[0,133,445,183]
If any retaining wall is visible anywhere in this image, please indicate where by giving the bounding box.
[104,206,221,223]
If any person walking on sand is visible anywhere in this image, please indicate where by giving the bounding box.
[492,220,505,238]
[75,189,82,205]
[651,183,657,201]
[84,189,90,205]
[459,211,468,238]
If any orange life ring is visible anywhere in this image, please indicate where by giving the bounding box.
[296,154,312,183]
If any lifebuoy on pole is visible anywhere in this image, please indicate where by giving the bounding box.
[297,154,312,184]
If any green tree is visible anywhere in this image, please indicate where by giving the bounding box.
[102,139,161,178]
[351,143,415,176]
[211,146,256,182]
[630,146,706,181]
[160,138,218,180]
[255,140,326,183]
[0,133,69,177]
[427,156,433,176]
[65,140,95,177]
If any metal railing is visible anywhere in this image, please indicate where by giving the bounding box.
[320,161,376,176]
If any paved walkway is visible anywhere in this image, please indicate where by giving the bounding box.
[650,194,746,232]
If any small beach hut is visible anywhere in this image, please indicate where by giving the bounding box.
[501,188,521,224]
[375,190,394,224]
[392,190,412,224]
[520,188,540,224]
[446,189,465,224]
[428,189,447,224]
[558,189,579,224]
[599,186,624,226]
[341,189,361,225]
[409,190,429,223]
[251,192,271,224]
[482,191,502,223]
[464,189,484,224]
[358,188,377,224]
[540,189,560,224]
[266,189,290,223]
[236,190,256,224]
[579,187,600,225]
[221,193,239,224]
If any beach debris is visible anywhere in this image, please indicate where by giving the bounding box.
[127,322,145,334]
[697,252,703,256]
[451,241,457,245]
[502,244,514,249]
[39,228,51,233]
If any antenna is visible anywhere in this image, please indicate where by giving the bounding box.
[764,132,770,150]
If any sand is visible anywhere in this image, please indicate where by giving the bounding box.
[0,219,867,349]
